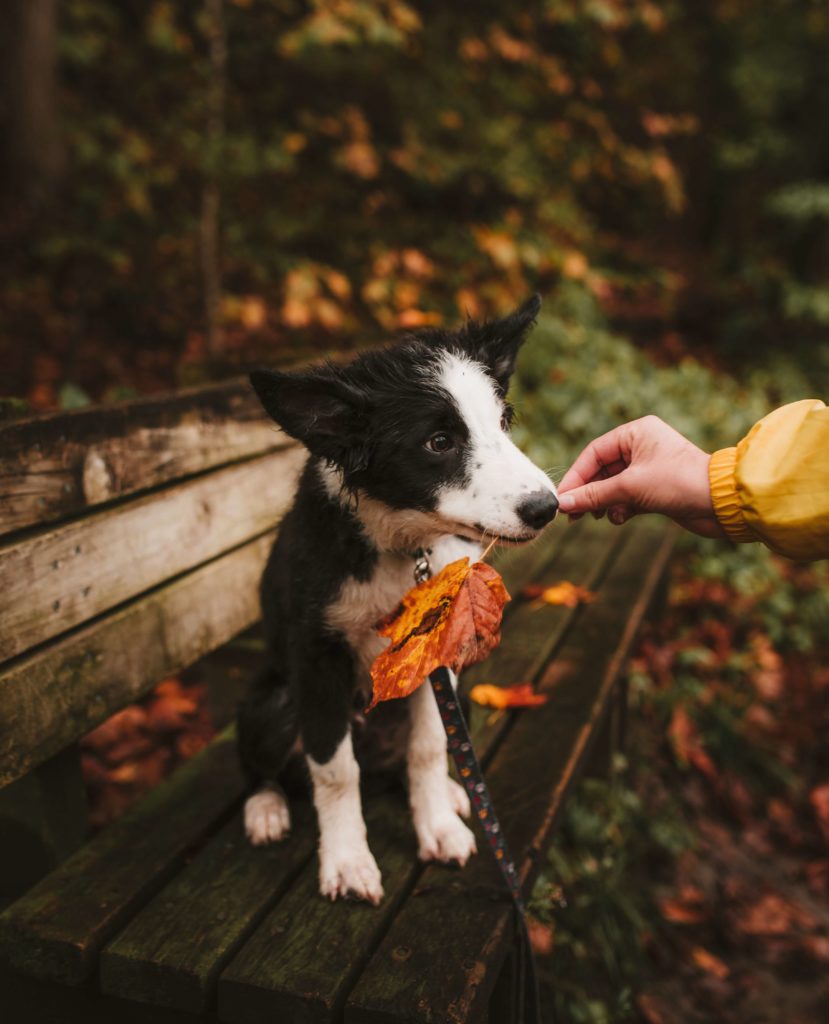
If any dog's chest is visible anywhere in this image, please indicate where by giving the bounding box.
[324,537,482,686]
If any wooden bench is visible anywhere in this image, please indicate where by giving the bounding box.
[0,380,675,1023]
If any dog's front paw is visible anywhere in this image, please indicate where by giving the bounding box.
[447,777,472,818]
[244,786,291,845]
[416,812,477,866]
[319,843,384,905]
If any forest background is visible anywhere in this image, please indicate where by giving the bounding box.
[1,2,829,1022]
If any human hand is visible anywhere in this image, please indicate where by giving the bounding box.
[557,415,724,539]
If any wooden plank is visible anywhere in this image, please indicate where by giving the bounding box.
[218,793,418,1024]
[0,729,246,986]
[216,521,619,1024]
[0,378,285,538]
[100,808,317,1013]
[344,521,675,1024]
[0,531,276,787]
[0,445,305,664]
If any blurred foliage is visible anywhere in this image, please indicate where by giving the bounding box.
[3,0,828,406]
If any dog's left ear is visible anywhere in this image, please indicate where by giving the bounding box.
[460,294,541,391]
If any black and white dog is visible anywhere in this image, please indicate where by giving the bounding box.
[238,295,558,904]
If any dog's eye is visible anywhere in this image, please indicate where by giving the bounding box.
[426,432,454,454]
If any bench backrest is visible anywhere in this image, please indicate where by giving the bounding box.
[0,380,303,789]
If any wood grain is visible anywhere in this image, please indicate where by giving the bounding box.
[0,379,285,537]
[0,445,305,663]
[0,531,276,786]
[343,522,675,1024]
[0,729,245,986]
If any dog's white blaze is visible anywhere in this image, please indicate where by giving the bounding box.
[307,733,384,903]
[435,352,556,537]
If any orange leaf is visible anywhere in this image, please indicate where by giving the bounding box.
[469,683,548,709]
[368,558,510,710]
[522,580,596,608]
[690,946,730,980]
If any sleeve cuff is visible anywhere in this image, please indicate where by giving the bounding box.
[709,446,756,544]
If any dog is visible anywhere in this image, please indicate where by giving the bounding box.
[237,294,558,904]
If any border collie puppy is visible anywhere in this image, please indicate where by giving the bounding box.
[238,295,558,904]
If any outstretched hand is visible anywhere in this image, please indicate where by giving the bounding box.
[557,415,725,539]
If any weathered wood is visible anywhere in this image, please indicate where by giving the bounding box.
[218,792,419,1024]
[215,523,607,1024]
[100,808,317,1013]
[0,378,286,537]
[0,745,88,902]
[0,445,304,664]
[344,521,675,1024]
[0,729,245,986]
[0,531,276,787]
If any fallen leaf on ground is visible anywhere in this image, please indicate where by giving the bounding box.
[733,891,818,937]
[690,946,730,980]
[521,580,596,607]
[469,683,548,709]
[809,783,829,844]
[369,557,510,710]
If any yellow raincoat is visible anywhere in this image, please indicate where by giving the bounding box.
[709,399,829,561]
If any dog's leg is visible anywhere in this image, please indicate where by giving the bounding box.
[299,637,383,904]
[244,782,291,844]
[407,678,477,865]
[307,732,384,905]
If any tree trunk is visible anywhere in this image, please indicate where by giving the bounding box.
[0,0,62,214]
[201,0,227,359]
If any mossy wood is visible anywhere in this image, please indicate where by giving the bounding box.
[344,522,675,1024]
[0,531,277,787]
[0,379,285,537]
[0,446,304,663]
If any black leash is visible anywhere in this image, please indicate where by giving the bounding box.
[409,547,542,1024]
[430,665,542,1024]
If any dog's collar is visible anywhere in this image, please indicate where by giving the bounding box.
[411,547,432,584]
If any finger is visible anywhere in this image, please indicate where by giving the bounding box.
[608,504,635,526]
[591,509,606,520]
[558,427,633,493]
[557,474,630,515]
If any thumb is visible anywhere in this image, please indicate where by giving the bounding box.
[557,476,627,515]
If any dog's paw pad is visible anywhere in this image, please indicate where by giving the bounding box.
[319,846,384,905]
[447,778,472,819]
[244,787,291,846]
[417,813,477,866]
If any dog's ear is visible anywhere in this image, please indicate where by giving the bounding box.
[459,294,541,392]
[250,367,369,469]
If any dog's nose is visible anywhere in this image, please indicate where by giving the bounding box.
[516,490,559,530]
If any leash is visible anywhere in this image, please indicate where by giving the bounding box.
[411,548,542,1024]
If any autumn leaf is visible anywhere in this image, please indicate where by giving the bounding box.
[521,580,596,608]
[690,946,730,981]
[469,683,548,709]
[368,557,510,710]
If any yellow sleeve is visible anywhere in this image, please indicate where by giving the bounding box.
[709,399,829,561]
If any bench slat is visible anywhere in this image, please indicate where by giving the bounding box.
[344,521,675,1024]
[218,793,418,1024]
[216,521,621,1024]
[0,379,282,538]
[85,528,563,1018]
[0,531,276,787]
[0,729,246,986]
[0,446,304,664]
[100,809,317,1013]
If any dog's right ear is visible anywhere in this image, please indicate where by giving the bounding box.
[250,367,369,468]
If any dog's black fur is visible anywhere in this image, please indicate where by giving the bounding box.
[237,296,542,790]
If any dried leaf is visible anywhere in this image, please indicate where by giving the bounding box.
[521,580,596,608]
[469,683,548,709]
[690,946,730,980]
[368,557,510,710]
